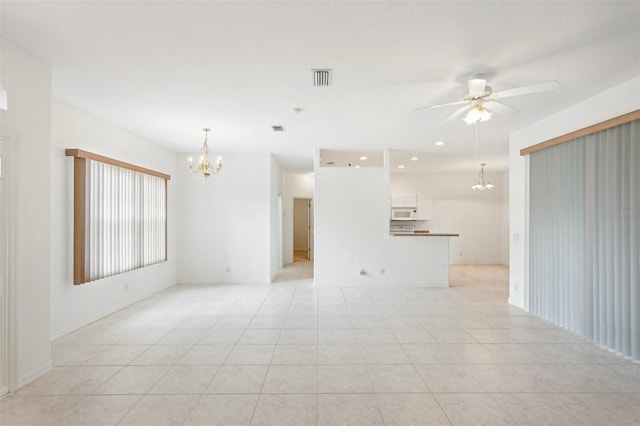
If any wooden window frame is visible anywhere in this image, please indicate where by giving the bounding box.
[520,109,640,156]
[65,149,171,285]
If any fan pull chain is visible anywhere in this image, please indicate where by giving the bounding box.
[475,123,479,162]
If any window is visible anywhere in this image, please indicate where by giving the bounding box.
[66,149,170,285]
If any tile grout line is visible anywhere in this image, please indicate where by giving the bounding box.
[247,282,290,425]
[316,284,320,426]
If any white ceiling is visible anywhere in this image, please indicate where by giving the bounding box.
[2,1,639,173]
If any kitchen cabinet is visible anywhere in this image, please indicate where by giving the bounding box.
[391,193,417,208]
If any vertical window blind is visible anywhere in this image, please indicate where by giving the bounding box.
[88,160,166,281]
[529,119,639,361]
[66,149,170,285]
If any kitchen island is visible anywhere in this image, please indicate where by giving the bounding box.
[386,232,459,287]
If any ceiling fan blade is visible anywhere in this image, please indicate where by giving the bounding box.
[467,78,487,96]
[413,99,468,111]
[484,100,519,115]
[490,80,559,99]
[443,104,472,122]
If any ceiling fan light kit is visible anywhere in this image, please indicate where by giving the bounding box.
[415,76,559,125]
[463,104,493,125]
[411,74,559,190]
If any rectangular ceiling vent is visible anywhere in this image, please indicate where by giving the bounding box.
[312,69,332,87]
[271,125,285,132]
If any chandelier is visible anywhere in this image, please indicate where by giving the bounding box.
[471,123,495,191]
[464,103,493,125]
[188,128,222,179]
[472,163,495,191]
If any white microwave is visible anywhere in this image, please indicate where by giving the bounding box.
[391,208,417,220]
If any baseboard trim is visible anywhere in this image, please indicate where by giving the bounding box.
[508,296,527,311]
[50,282,177,341]
[17,361,52,389]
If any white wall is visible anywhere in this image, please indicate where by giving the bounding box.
[282,172,314,265]
[178,152,272,284]
[314,164,389,285]
[50,99,179,339]
[508,75,640,310]
[314,151,450,287]
[0,38,52,388]
[391,171,509,265]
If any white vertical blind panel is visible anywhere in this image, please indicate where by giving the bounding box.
[86,160,167,282]
[529,120,639,361]
[630,124,639,360]
[530,140,586,330]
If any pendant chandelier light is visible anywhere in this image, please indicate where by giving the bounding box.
[188,128,222,179]
[471,123,495,191]
[472,163,495,191]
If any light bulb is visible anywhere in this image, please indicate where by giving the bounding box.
[480,109,493,122]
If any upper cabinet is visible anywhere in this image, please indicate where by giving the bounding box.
[391,193,417,208]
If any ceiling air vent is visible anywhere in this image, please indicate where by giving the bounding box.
[312,69,332,87]
[272,125,285,132]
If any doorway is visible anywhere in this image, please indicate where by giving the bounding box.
[293,198,313,262]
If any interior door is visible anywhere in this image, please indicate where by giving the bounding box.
[293,197,314,261]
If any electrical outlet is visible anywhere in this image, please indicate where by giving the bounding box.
[225,266,230,272]
[380,268,385,275]
[514,282,519,291]
[124,283,129,292]
[459,251,462,257]
[359,268,366,276]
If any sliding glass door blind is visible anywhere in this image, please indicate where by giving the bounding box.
[529,120,639,361]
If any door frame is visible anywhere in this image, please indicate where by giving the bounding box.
[292,197,314,261]
[277,194,283,269]
[0,134,17,396]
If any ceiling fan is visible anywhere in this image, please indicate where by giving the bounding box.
[414,77,559,124]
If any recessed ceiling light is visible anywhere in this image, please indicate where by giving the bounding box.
[435,140,445,146]
[398,165,405,169]
[410,156,419,161]
[360,156,368,161]
[355,165,361,168]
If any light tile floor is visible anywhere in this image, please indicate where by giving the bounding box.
[1,264,639,425]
